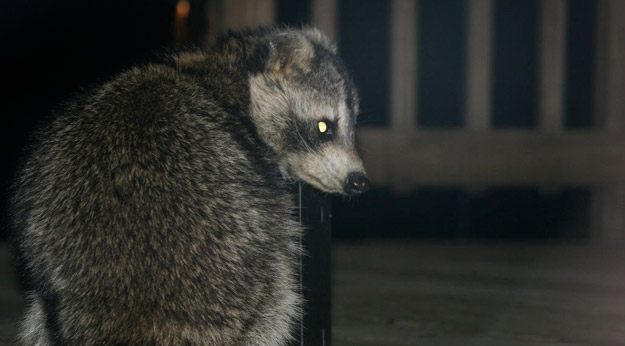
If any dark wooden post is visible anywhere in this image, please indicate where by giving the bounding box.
[296,182,332,346]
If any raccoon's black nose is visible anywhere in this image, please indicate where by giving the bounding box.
[345,172,370,196]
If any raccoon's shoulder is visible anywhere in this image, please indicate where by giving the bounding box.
[89,62,216,122]
[32,60,233,149]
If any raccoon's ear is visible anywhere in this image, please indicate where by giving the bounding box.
[247,43,272,74]
[267,41,289,73]
[247,39,302,74]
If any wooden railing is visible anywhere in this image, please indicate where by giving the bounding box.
[359,0,625,242]
[209,0,625,241]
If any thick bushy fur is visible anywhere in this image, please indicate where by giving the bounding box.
[11,26,366,345]
[12,28,364,346]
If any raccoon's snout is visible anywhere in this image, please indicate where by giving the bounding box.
[344,172,370,196]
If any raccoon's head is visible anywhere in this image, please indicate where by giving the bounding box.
[247,28,369,196]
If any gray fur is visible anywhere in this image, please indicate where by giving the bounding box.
[11,26,366,345]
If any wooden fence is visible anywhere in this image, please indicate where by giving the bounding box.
[207,0,625,242]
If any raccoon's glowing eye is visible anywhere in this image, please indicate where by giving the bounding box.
[318,121,328,133]
[316,120,334,139]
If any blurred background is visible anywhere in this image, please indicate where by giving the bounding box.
[1,0,625,345]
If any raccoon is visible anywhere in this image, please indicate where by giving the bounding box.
[10,26,368,345]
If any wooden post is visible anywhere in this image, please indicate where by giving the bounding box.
[538,0,567,132]
[389,0,418,193]
[311,0,337,40]
[464,0,493,195]
[390,0,418,131]
[591,185,625,243]
[535,0,567,193]
[204,0,276,45]
[216,0,276,33]
[594,0,625,130]
[591,0,625,243]
[466,0,493,131]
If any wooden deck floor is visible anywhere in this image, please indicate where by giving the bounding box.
[332,241,625,346]
[0,243,22,345]
[1,241,625,345]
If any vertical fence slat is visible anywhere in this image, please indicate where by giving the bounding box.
[595,0,625,129]
[221,0,276,31]
[389,0,418,193]
[390,0,418,130]
[591,0,625,243]
[466,0,493,131]
[591,186,625,243]
[538,0,567,132]
[311,0,337,40]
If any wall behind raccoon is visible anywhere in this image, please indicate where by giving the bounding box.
[0,0,185,239]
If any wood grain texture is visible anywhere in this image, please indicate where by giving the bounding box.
[333,241,625,346]
[358,129,625,187]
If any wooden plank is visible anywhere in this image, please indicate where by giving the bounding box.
[594,0,625,130]
[333,242,625,346]
[538,0,567,132]
[390,0,418,130]
[466,0,493,131]
[311,0,337,40]
[220,0,276,31]
[591,0,625,242]
[357,129,625,186]
[591,186,625,243]
[0,243,24,344]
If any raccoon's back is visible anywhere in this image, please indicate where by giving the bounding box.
[12,65,300,344]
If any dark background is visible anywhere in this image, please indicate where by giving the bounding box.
[1,0,597,241]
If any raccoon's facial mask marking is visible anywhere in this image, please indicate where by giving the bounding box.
[281,118,366,195]
[248,31,368,195]
[249,77,367,195]
[284,118,337,152]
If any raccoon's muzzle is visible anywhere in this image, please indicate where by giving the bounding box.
[344,172,370,196]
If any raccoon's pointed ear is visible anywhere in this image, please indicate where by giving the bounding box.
[247,43,272,74]
[247,40,290,74]
[266,40,290,73]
